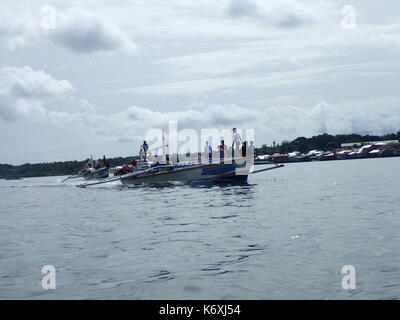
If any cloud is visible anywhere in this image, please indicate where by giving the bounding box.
[118,59,400,96]
[228,0,258,18]
[0,6,138,54]
[226,0,335,29]
[1,64,398,148]
[0,8,38,50]
[51,7,138,54]
[149,21,400,86]
[43,101,399,146]
[0,66,74,121]
[1,66,74,98]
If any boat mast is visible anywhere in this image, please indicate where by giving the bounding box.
[162,130,167,164]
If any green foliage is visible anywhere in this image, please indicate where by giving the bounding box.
[0,156,133,179]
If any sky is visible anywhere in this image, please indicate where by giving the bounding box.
[0,0,399,164]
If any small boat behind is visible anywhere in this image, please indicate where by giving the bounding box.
[82,167,109,180]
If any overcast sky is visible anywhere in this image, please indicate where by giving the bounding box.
[0,0,399,164]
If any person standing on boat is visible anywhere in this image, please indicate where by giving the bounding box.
[232,128,242,160]
[140,140,149,161]
[95,159,101,169]
[247,140,255,158]
[219,140,228,164]
[102,155,110,169]
[204,141,213,164]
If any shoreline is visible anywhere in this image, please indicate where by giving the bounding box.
[1,155,399,180]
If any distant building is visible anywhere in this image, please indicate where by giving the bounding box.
[341,140,399,148]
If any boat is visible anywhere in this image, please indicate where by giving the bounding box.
[76,135,285,188]
[61,154,110,182]
[78,155,284,188]
[82,167,109,180]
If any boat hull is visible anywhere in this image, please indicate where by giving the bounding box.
[120,162,250,186]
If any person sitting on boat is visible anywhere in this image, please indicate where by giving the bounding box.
[232,128,242,160]
[219,140,228,164]
[140,140,149,161]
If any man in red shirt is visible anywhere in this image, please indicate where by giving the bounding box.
[219,140,228,164]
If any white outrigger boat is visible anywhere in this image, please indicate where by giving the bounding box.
[78,157,283,188]
[69,134,284,187]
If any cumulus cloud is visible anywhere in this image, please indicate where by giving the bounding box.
[1,67,396,145]
[0,6,137,54]
[0,8,38,50]
[51,7,138,54]
[0,66,74,121]
[1,67,398,148]
[46,102,399,146]
[1,66,74,98]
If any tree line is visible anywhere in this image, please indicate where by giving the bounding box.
[0,157,133,179]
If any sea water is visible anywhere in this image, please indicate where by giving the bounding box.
[0,157,399,299]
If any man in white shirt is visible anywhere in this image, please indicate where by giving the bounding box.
[140,140,149,161]
[232,128,242,160]
[204,141,213,164]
